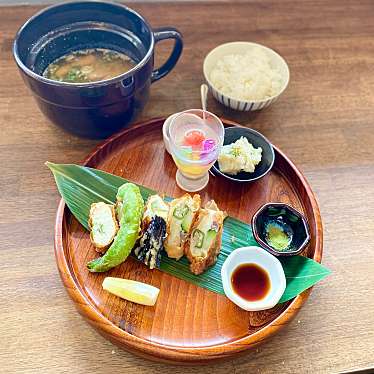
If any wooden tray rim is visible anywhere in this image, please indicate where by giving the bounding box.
[54,117,323,363]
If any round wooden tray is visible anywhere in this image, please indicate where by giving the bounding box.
[54,118,323,364]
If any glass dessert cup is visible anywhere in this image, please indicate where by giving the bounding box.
[169,109,224,192]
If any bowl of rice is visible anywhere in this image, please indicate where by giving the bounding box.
[203,42,289,111]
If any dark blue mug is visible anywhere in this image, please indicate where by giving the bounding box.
[13,1,183,138]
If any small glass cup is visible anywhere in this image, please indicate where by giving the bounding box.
[169,109,224,192]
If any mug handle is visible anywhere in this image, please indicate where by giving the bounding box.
[151,27,183,83]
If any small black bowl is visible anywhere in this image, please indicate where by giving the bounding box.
[212,126,275,182]
[251,203,311,257]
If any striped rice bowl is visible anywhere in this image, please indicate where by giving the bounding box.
[203,42,289,111]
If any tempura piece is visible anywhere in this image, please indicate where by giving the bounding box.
[134,195,169,269]
[141,194,169,230]
[185,200,225,275]
[134,216,167,269]
[88,202,119,253]
[164,194,201,260]
[87,183,144,272]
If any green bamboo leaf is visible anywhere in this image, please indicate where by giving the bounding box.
[278,256,331,303]
[47,162,330,303]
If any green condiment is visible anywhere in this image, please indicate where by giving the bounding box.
[265,221,292,251]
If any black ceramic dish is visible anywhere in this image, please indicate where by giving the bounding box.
[252,203,311,256]
[13,1,183,139]
[212,126,275,182]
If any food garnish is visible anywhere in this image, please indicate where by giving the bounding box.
[87,183,144,272]
[264,219,293,251]
[164,194,201,260]
[185,200,225,275]
[134,195,169,269]
[102,277,159,306]
[218,136,262,175]
[88,202,118,253]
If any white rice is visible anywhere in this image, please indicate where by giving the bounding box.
[209,48,283,101]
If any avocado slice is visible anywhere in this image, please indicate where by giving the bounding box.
[204,229,217,250]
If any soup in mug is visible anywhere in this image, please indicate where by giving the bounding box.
[43,48,136,83]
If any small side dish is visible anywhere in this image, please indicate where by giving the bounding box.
[213,126,274,183]
[221,246,286,311]
[218,136,262,175]
[168,109,224,192]
[252,203,311,256]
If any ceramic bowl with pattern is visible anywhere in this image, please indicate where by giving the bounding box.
[203,42,289,111]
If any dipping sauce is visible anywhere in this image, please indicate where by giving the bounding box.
[43,48,136,83]
[231,263,270,302]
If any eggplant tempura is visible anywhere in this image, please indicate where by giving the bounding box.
[134,195,169,269]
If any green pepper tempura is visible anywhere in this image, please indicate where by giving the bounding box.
[87,183,144,272]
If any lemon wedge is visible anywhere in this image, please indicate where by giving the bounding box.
[102,277,159,306]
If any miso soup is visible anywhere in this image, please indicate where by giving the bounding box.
[43,48,136,83]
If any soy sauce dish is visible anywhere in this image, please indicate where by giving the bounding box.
[221,246,286,311]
